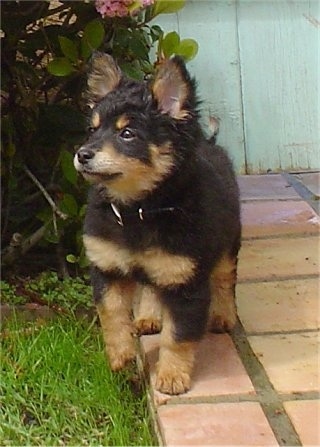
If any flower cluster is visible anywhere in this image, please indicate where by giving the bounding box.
[95,0,154,18]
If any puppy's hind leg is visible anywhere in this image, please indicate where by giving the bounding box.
[208,253,238,333]
[133,285,162,335]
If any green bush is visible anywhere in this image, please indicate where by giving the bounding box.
[1,272,92,311]
[1,0,198,275]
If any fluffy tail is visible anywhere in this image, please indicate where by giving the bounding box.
[208,115,220,144]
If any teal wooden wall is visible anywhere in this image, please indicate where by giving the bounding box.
[155,0,319,174]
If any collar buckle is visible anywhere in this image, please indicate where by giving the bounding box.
[110,203,124,226]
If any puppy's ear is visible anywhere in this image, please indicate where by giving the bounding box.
[152,57,195,119]
[87,53,121,107]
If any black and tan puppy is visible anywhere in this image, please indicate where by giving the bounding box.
[74,53,241,395]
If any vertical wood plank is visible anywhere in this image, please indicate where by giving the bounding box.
[237,0,320,173]
[155,1,247,173]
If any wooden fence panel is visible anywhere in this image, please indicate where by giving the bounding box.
[154,1,247,173]
[155,0,319,173]
[237,0,319,173]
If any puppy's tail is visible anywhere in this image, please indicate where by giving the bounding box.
[208,115,220,144]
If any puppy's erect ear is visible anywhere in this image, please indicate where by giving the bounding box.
[152,57,195,119]
[87,53,121,106]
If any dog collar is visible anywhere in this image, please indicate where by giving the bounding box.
[110,202,176,227]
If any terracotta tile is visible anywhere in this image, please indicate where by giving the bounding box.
[238,237,319,282]
[283,400,320,446]
[157,402,278,446]
[237,278,320,333]
[238,174,301,201]
[241,201,320,238]
[140,333,255,406]
[248,333,320,393]
[293,172,320,197]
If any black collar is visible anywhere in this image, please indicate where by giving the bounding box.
[110,202,178,226]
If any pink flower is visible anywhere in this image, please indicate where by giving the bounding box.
[95,0,154,18]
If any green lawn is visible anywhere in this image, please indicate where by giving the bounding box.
[1,314,156,446]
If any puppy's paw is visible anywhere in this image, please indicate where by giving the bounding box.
[135,318,162,335]
[155,368,191,395]
[107,345,136,371]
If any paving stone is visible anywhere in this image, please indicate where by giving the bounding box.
[238,237,319,282]
[293,172,320,197]
[248,333,319,393]
[238,174,301,201]
[283,400,320,446]
[237,278,320,333]
[140,333,255,406]
[241,201,320,238]
[157,402,278,446]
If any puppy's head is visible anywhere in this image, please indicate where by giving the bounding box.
[74,53,199,204]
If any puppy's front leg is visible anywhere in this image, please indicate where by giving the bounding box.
[92,268,137,371]
[156,283,210,395]
[156,307,197,395]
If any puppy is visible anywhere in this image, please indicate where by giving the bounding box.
[74,53,241,395]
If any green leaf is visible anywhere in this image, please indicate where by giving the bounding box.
[7,141,16,157]
[128,36,149,60]
[58,36,78,63]
[81,19,105,60]
[127,0,143,13]
[66,254,78,264]
[120,62,144,80]
[150,24,163,43]
[47,57,74,77]
[59,193,78,217]
[79,204,87,218]
[176,38,199,61]
[60,149,78,186]
[151,0,186,17]
[161,31,180,58]
[79,254,90,269]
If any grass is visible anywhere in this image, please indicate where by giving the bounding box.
[1,314,157,446]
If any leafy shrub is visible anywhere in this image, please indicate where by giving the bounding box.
[1,272,93,311]
[1,0,198,275]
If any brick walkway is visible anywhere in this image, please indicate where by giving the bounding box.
[139,173,320,446]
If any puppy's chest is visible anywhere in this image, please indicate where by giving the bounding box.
[83,234,196,288]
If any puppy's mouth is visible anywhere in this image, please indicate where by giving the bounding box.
[81,169,122,182]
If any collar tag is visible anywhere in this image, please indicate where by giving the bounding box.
[110,203,124,226]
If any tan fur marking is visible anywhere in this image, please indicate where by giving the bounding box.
[133,285,162,335]
[209,254,238,332]
[115,114,130,130]
[91,111,101,129]
[155,308,197,395]
[136,248,196,287]
[83,235,133,274]
[83,235,196,287]
[106,145,174,204]
[97,280,136,371]
[84,142,174,204]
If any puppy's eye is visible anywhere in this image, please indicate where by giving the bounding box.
[120,128,136,141]
[88,126,96,134]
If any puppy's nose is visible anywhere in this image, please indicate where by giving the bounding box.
[77,148,95,164]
